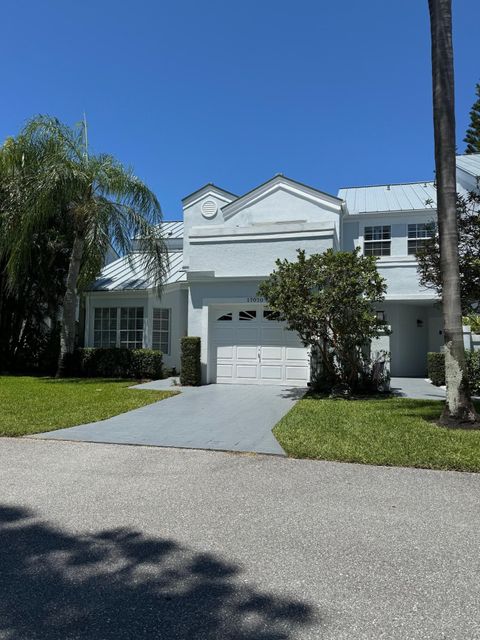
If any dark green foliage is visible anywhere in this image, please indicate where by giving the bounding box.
[467,351,480,394]
[417,192,480,314]
[428,350,480,393]
[72,348,163,379]
[464,83,480,154]
[180,337,201,386]
[259,248,388,393]
[428,352,446,386]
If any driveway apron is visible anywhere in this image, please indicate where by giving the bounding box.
[33,384,305,455]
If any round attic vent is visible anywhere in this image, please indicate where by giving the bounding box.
[201,199,218,219]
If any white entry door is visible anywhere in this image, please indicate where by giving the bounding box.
[211,307,309,386]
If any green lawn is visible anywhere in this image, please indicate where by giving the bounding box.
[0,376,177,436]
[274,395,480,472]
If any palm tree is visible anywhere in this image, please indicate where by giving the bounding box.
[428,0,478,426]
[0,116,168,376]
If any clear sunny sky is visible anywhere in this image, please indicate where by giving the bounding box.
[1,1,479,219]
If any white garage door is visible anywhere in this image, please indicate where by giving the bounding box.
[211,307,309,386]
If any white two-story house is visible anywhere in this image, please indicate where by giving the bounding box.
[84,153,480,385]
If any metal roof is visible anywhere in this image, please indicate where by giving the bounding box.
[158,221,184,238]
[456,153,480,178]
[338,181,438,215]
[340,154,480,215]
[90,251,186,292]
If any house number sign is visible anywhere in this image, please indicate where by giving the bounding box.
[246,297,265,303]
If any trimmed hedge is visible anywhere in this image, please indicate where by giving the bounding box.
[180,337,201,386]
[69,348,163,379]
[427,352,445,386]
[428,350,480,393]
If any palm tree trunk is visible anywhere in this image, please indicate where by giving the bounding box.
[428,0,478,426]
[57,233,84,377]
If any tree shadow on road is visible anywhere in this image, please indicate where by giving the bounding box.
[0,504,317,639]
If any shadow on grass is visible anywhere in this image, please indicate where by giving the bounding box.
[0,504,317,639]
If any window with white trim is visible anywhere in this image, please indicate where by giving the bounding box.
[152,308,170,354]
[408,223,433,255]
[239,310,257,321]
[94,308,117,348]
[119,307,144,349]
[364,226,391,256]
[263,309,281,321]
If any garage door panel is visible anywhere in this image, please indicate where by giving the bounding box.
[217,364,234,378]
[212,308,309,386]
[260,365,283,380]
[217,345,234,359]
[286,347,308,361]
[236,327,259,343]
[237,346,257,360]
[261,327,284,343]
[261,346,282,360]
[285,366,309,381]
[236,365,258,379]
[215,327,235,343]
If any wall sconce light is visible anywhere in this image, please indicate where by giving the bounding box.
[417,319,424,328]
[376,311,385,322]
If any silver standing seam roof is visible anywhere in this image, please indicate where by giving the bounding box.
[338,181,438,215]
[456,153,480,178]
[92,155,480,291]
[91,221,185,291]
[339,153,480,215]
[159,221,184,238]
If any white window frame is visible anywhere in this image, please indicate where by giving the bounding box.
[120,307,144,349]
[152,308,170,355]
[93,307,118,348]
[93,306,145,349]
[407,223,433,255]
[363,225,391,257]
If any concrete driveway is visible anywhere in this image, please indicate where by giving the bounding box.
[390,377,446,400]
[35,383,305,455]
[1,438,479,640]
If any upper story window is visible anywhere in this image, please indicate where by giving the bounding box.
[364,226,391,256]
[152,308,170,354]
[408,223,433,255]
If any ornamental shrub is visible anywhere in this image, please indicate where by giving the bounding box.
[74,348,162,379]
[466,350,480,394]
[427,352,446,386]
[180,337,201,386]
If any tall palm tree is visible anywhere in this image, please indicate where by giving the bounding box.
[0,116,168,376]
[428,0,478,426]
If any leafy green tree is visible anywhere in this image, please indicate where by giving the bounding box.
[428,0,478,426]
[0,135,72,372]
[0,116,168,376]
[417,191,480,314]
[258,249,388,392]
[464,83,480,154]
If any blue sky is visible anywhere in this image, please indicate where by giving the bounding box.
[1,1,479,220]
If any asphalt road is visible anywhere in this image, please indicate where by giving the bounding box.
[0,438,479,640]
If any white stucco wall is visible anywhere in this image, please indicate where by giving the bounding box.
[183,181,342,275]
[188,230,335,277]
[85,285,188,373]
